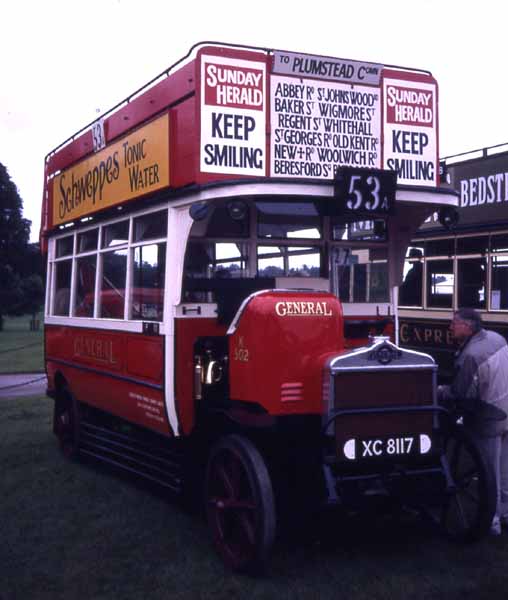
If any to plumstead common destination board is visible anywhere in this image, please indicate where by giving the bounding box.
[199,48,438,188]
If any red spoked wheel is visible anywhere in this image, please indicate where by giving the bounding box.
[54,387,80,460]
[205,435,276,573]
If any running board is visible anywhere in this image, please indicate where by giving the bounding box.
[78,420,183,494]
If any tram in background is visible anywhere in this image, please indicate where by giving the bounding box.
[41,42,495,573]
[398,144,508,381]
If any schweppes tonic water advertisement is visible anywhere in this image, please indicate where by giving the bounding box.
[53,114,170,226]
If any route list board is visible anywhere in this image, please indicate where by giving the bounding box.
[198,48,438,187]
[270,76,381,179]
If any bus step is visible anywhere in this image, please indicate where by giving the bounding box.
[78,420,183,493]
[79,448,182,494]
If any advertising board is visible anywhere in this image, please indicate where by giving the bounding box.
[199,54,267,176]
[52,114,170,226]
[199,49,438,188]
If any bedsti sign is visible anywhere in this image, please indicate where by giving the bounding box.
[199,49,438,187]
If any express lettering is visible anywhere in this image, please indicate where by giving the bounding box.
[399,323,454,347]
[275,301,333,316]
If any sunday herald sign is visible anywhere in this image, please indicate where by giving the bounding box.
[382,77,437,187]
[198,50,438,187]
[200,54,267,176]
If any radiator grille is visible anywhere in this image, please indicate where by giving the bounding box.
[334,369,433,409]
[332,369,434,446]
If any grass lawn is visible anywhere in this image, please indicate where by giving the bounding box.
[3,395,508,599]
[0,313,44,373]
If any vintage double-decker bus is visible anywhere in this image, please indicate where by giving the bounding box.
[398,144,508,380]
[41,42,494,572]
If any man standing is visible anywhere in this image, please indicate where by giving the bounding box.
[438,308,508,535]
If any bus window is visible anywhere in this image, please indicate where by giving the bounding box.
[56,235,74,258]
[99,250,127,318]
[332,247,388,303]
[131,243,165,321]
[399,248,423,307]
[102,220,129,248]
[182,241,249,302]
[53,259,72,316]
[491,234,508,253]
[370,262,389,302]
[75,255,97,317]
[456,236,488,255]
[133,210,167,242]
[257,245,320,277]
[77,229,98,253]
[425,238,454,257]
[257,200,322,240]
[491,256,508,310]
[457,258,486,309]
[332,218,387,242]
[426,260,453,308]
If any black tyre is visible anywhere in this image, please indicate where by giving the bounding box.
[205,434,276,573]
[437,427,496,542]
[53,387,80,460]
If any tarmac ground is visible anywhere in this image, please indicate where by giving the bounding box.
[0,373,48,399]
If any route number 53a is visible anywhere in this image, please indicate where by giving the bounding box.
[346,174,386,211]
[335,167,397,216]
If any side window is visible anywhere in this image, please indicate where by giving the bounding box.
[491,256,508,310]
[426,260,454,308]
[257,246,321,277]
[53,260,72,316]
[133,210,167,242]
[131,243,166,321]
[332,247,388,303]
[458,258,486,309]
[182,241,249,302]
[399,248,424,307]
[99,250,127,318]
[75,256,97,317]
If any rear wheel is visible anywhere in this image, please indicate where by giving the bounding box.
[54,387,80,459]
[205,434,276,573]
[436,427,495,542]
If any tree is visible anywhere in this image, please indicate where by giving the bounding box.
[0,162,38,329]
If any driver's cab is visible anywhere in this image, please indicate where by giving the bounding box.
[181,195,392,343]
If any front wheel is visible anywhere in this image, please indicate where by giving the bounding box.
[205,434,276,573]
[437,427,496,542]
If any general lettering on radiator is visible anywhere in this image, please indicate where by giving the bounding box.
[275,300,333,317]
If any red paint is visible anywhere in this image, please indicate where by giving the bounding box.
[228,291,344,416]
[45,325,169,435]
